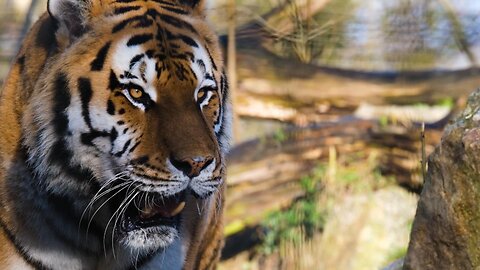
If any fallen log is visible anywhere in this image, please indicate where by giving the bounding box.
[234,46,480,107]
[224,9,480,108]
[226,118,443,230]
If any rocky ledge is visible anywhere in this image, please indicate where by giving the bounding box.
[404,89,480,269]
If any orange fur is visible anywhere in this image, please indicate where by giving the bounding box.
[0,1,228,269]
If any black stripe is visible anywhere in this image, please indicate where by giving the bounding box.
[164,28,176,40]
[128,140,141,153]
[184,52,195,62]
[158,13,198,34]
[50,74,94,182]
[80,130,111,146]
[52,73,71,136]
[114,5,141,15]
[36,16,58,52]
[127,34,153,46]
[129,54,145,69]
[107,99,116,115]
[151,0,176,7]
[205,46,218,71]
[90,42,111,71]
[221,71,229,100]
[134,17,154,29]
[197,59,206,71]
[109,70,121,90]
[145,50,155,58]
[78,77,93,129]
[131,156,149,165]
[114,139,132,157]
[0,219,51,270]
[110,127,119,142]
[173,62,191,81]
[17,55,25,73]
[112,15,145,33]
[178,34,198,47]
[179,0,201,8]
[205,74,214,81]
[50,139,97,182]
[217,71,229,141]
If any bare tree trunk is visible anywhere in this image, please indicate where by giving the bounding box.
[438,0,477,67]
[227,0,240,143]
[17,0,40,48]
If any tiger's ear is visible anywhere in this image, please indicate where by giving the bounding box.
[179,0,206,15]
[48,0,90,41]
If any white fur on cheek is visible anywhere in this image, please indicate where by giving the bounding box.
[191,40,216,94]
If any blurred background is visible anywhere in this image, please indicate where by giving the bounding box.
[1,0,480,269]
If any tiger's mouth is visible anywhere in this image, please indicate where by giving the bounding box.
[120,191,187,232]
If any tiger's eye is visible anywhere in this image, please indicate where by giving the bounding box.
[197,90,206,99]
[129,88,143,99]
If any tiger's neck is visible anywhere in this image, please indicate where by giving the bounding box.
[0,149,96,269]
[0,149,179,270]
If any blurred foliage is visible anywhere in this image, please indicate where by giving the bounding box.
[259,165,326,255]
[437,97,454,108]
[385,247,408,265]
[220,0,478,70]
[1,0,480,74]
[268,0,355,63]
[382,0,438,70]
[272,128,288,144]
[258,151,396,256]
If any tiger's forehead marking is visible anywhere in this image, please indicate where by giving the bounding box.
[106,3,221,102]
[112,38,158,102]
[111,35,217,100]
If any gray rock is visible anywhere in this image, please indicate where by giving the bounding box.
[404,89,480,269]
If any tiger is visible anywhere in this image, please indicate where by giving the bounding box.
[0,0,231,269]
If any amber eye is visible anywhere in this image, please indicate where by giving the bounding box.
[197,90,206,99]
[129,88,143,99]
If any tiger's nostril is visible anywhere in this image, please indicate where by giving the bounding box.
[170,156,213,178]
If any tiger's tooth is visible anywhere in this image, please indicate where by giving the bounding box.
[171,202,186,217]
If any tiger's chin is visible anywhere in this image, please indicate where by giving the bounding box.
[118,191,187,253]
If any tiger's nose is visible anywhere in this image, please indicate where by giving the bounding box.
[171,156,214,178]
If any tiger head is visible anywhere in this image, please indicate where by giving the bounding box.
[22,0,230,254]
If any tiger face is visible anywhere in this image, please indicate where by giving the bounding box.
[22,0,230,254]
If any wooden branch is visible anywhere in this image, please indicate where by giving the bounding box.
[233,45,480,106]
